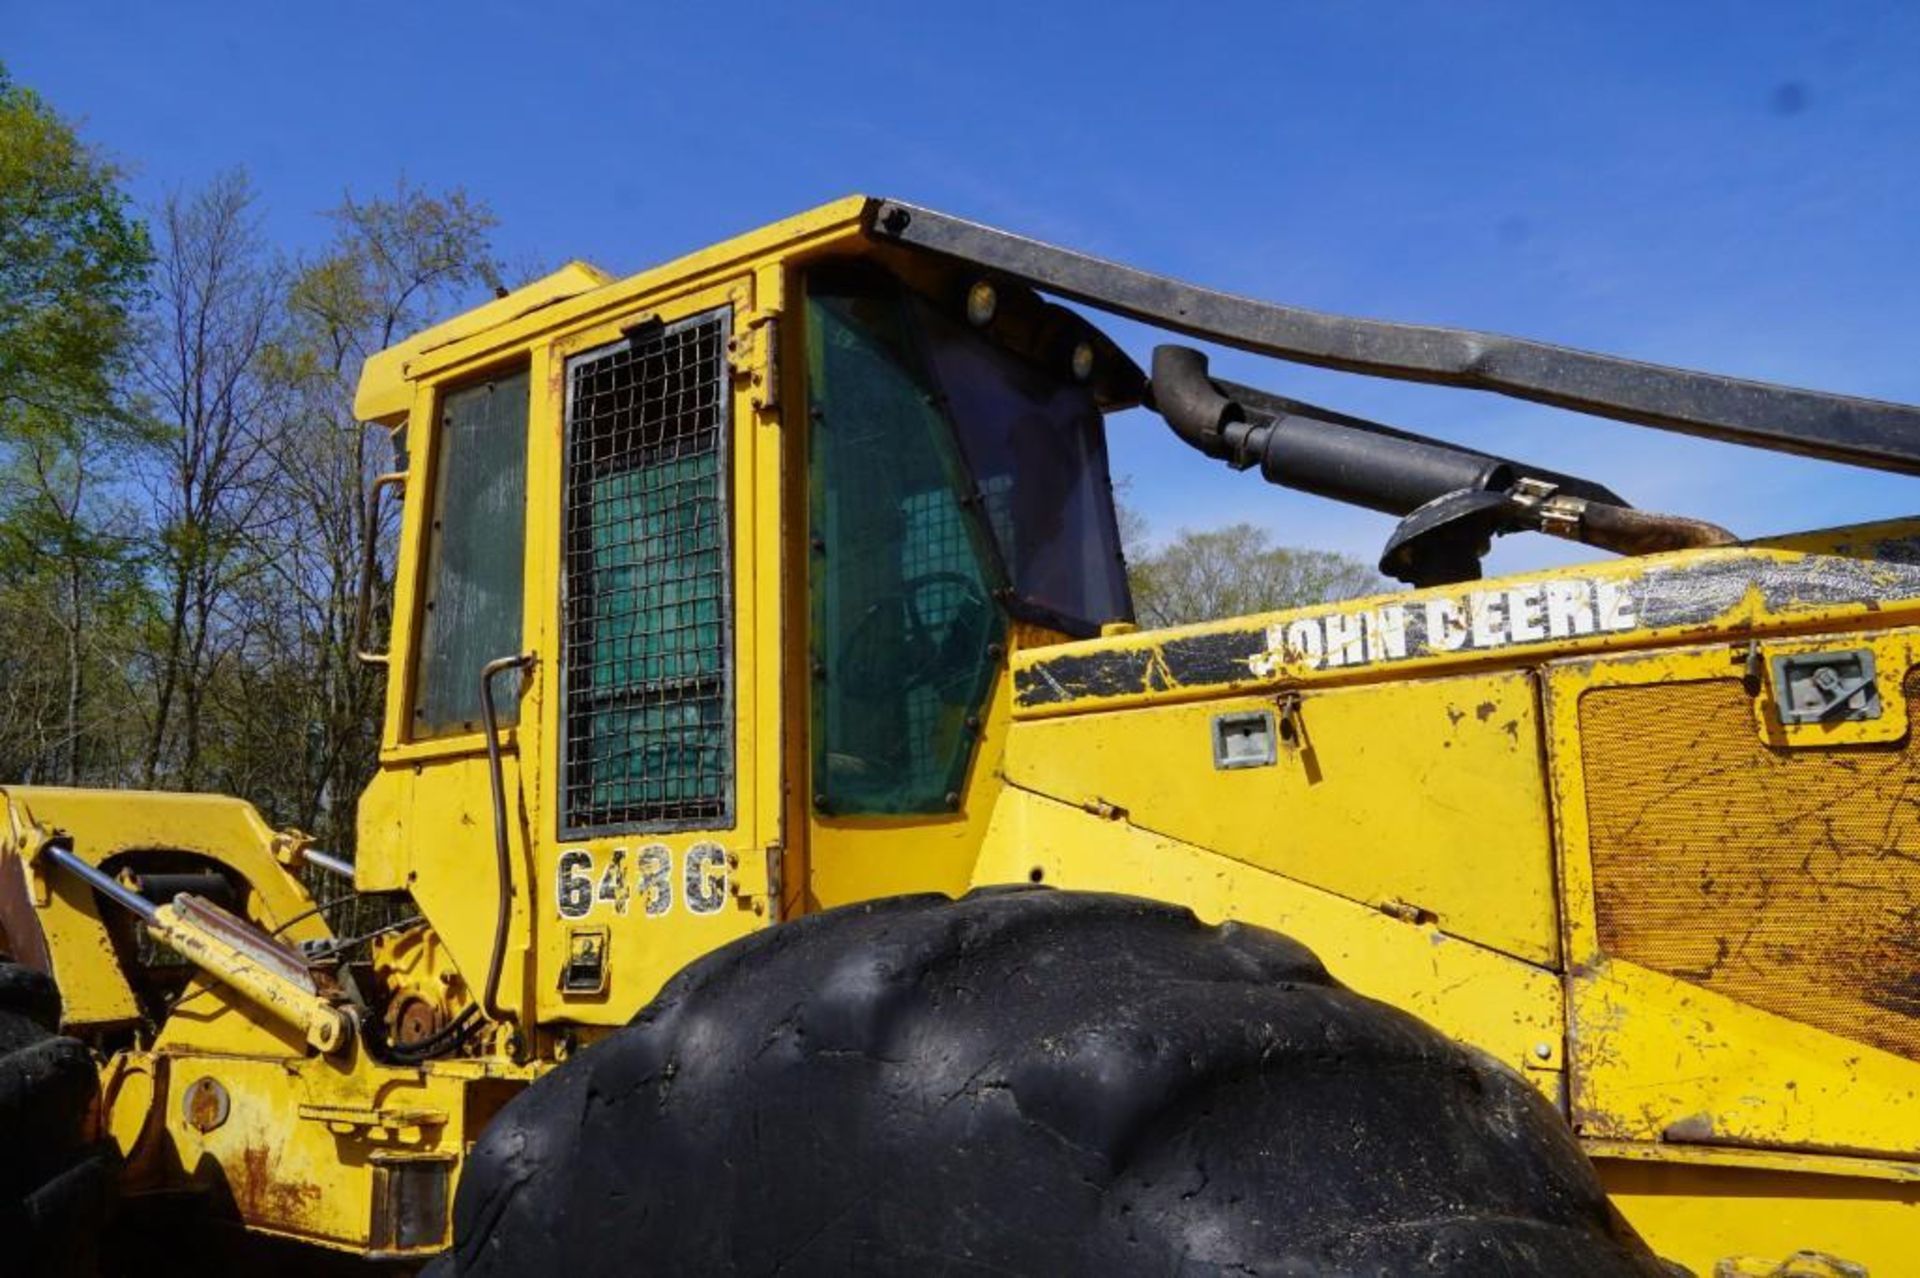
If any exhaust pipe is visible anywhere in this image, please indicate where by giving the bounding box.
[1149,344,1733,583]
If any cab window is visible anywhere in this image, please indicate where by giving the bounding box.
[807,273,1002,815]
[411,368,529,737]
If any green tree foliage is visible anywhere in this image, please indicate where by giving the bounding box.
[0,425,152,783]
[0,63,153,783]
[0,63,149,430]
[1127,519,1386,629]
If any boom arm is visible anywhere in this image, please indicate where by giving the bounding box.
[866,199,1920,474]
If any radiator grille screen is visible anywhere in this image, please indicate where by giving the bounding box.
[1582,672,1920,1061]
[561,310,732,833]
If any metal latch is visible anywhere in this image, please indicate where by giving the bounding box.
[560,926,609,996]
[1770,648,1881,724]
[1212,710,1277,769]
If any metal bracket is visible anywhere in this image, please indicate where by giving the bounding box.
[729,311,781,413]
[1507,477,1588,541]
[298,1102,449,1136]
[738,842,783,922]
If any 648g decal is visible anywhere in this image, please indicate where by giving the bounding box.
[555,843,730,919]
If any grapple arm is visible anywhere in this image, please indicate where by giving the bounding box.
[867,199,1920,474]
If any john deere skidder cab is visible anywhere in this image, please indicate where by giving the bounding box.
[4,197,1919,1275]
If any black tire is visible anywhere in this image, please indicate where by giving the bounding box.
[0,962,117,1277]
[441,889,1666,1276]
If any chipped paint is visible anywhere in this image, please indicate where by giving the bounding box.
[1015,540,1920,713]
[232,1141,327,1233]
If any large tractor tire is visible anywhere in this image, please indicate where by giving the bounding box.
[439,889,1666,1276]
[0,963,116,1277]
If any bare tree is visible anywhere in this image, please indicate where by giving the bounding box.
[134,171,280,789]
[247,182,501,855]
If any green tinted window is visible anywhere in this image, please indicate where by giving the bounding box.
[561,311,732,833]
[412,369,528,737]
[808,279,1003,815]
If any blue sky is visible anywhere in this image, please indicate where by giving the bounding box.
[11,1,1918,573]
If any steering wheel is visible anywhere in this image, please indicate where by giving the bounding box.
[837,572,992,697]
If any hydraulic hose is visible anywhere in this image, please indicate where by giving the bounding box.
[1575,501,1737,555]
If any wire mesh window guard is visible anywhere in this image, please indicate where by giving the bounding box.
[561,309,733,834]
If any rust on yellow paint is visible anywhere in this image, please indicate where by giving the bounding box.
[1582,667,1920,1062]
[1542,632,1920,1162]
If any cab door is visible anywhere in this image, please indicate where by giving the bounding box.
[533,274,785,1023]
